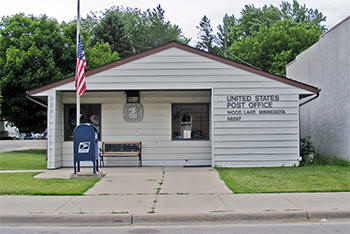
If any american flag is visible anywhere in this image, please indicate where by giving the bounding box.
[75,34,87,95]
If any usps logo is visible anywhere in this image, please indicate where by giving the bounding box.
[78,142,90,153]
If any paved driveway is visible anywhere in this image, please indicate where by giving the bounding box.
[35,167,232,214]
[84,167,231,195]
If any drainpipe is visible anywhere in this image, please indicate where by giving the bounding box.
[298,91,320,164]
[26,94,47,108]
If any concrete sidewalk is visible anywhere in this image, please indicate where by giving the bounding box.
[0,167,349,225]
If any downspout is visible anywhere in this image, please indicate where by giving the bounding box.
[298,91,320,164]
[26,93,47,108]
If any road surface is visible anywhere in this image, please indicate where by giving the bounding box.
[0,140,46,153]
[1,221,349,234]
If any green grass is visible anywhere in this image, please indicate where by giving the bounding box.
[0,172,100,195]
[0,149,46,170]
[0,150,100,195]
[217,165,350,194]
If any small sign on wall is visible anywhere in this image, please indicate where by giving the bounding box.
[124,103,143,122]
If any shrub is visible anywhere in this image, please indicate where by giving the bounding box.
[300,136,316,166]
[300,136,350,166]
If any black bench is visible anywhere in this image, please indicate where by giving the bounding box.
[99,142,142,167]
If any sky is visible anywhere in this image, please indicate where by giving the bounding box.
[1,0,349,45]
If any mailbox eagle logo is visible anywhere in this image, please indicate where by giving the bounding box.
[78,142,90,153]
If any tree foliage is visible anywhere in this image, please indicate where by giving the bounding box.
[280,0,326,30]
[85,41,120,69]
[237,4,282,38]
[0,14,119,133]
[217,14,236,57]
[92,4,190,57]
[196,15,218,54]
[229,19,322,75]
[92,9,132,58]
[215,0,326,75]
[0,89,3,118]
[0,14,66,133]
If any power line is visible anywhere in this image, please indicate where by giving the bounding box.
[225,50,261,70]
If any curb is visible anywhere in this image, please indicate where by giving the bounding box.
[133,211,307,224]
[0,214,131,226]
[1,211,349,226]
[308,210,350,219]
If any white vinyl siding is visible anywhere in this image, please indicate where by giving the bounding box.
[55,91,63,167]
[47,90,63,168]
[55,48,314,94]
[42,47,308,168]
[213,89,300,167]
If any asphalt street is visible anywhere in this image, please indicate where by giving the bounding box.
[1,221,349,234]
[0,140,46,153]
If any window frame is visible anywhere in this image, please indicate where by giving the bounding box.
[171,103,210,141]
[63,104,102,141]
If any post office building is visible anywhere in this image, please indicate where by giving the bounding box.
[28,42,320,169]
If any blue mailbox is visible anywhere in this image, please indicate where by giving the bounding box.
[73,123,99,173]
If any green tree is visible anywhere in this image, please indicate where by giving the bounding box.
[85,41,120,69]
[61,20,120,71]
[280,0,326,30]
[237,4,282,38]
[91,5,189,56]
[229,19,322,75]
[0,14,66,133]
[92,8,132,58]
[0,14,120,133]
[0,90,3,118]
[218,1,325,43]
[196,15,218,54]
[217,14,237,57]
[218,0,326,75]
[140,5,189,50]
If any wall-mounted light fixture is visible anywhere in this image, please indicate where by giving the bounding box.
[126,90,140,103]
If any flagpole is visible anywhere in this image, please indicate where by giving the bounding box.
[76,0,81,126]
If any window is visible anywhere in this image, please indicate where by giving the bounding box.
[64,104,101,141]
[172,104,209,140]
